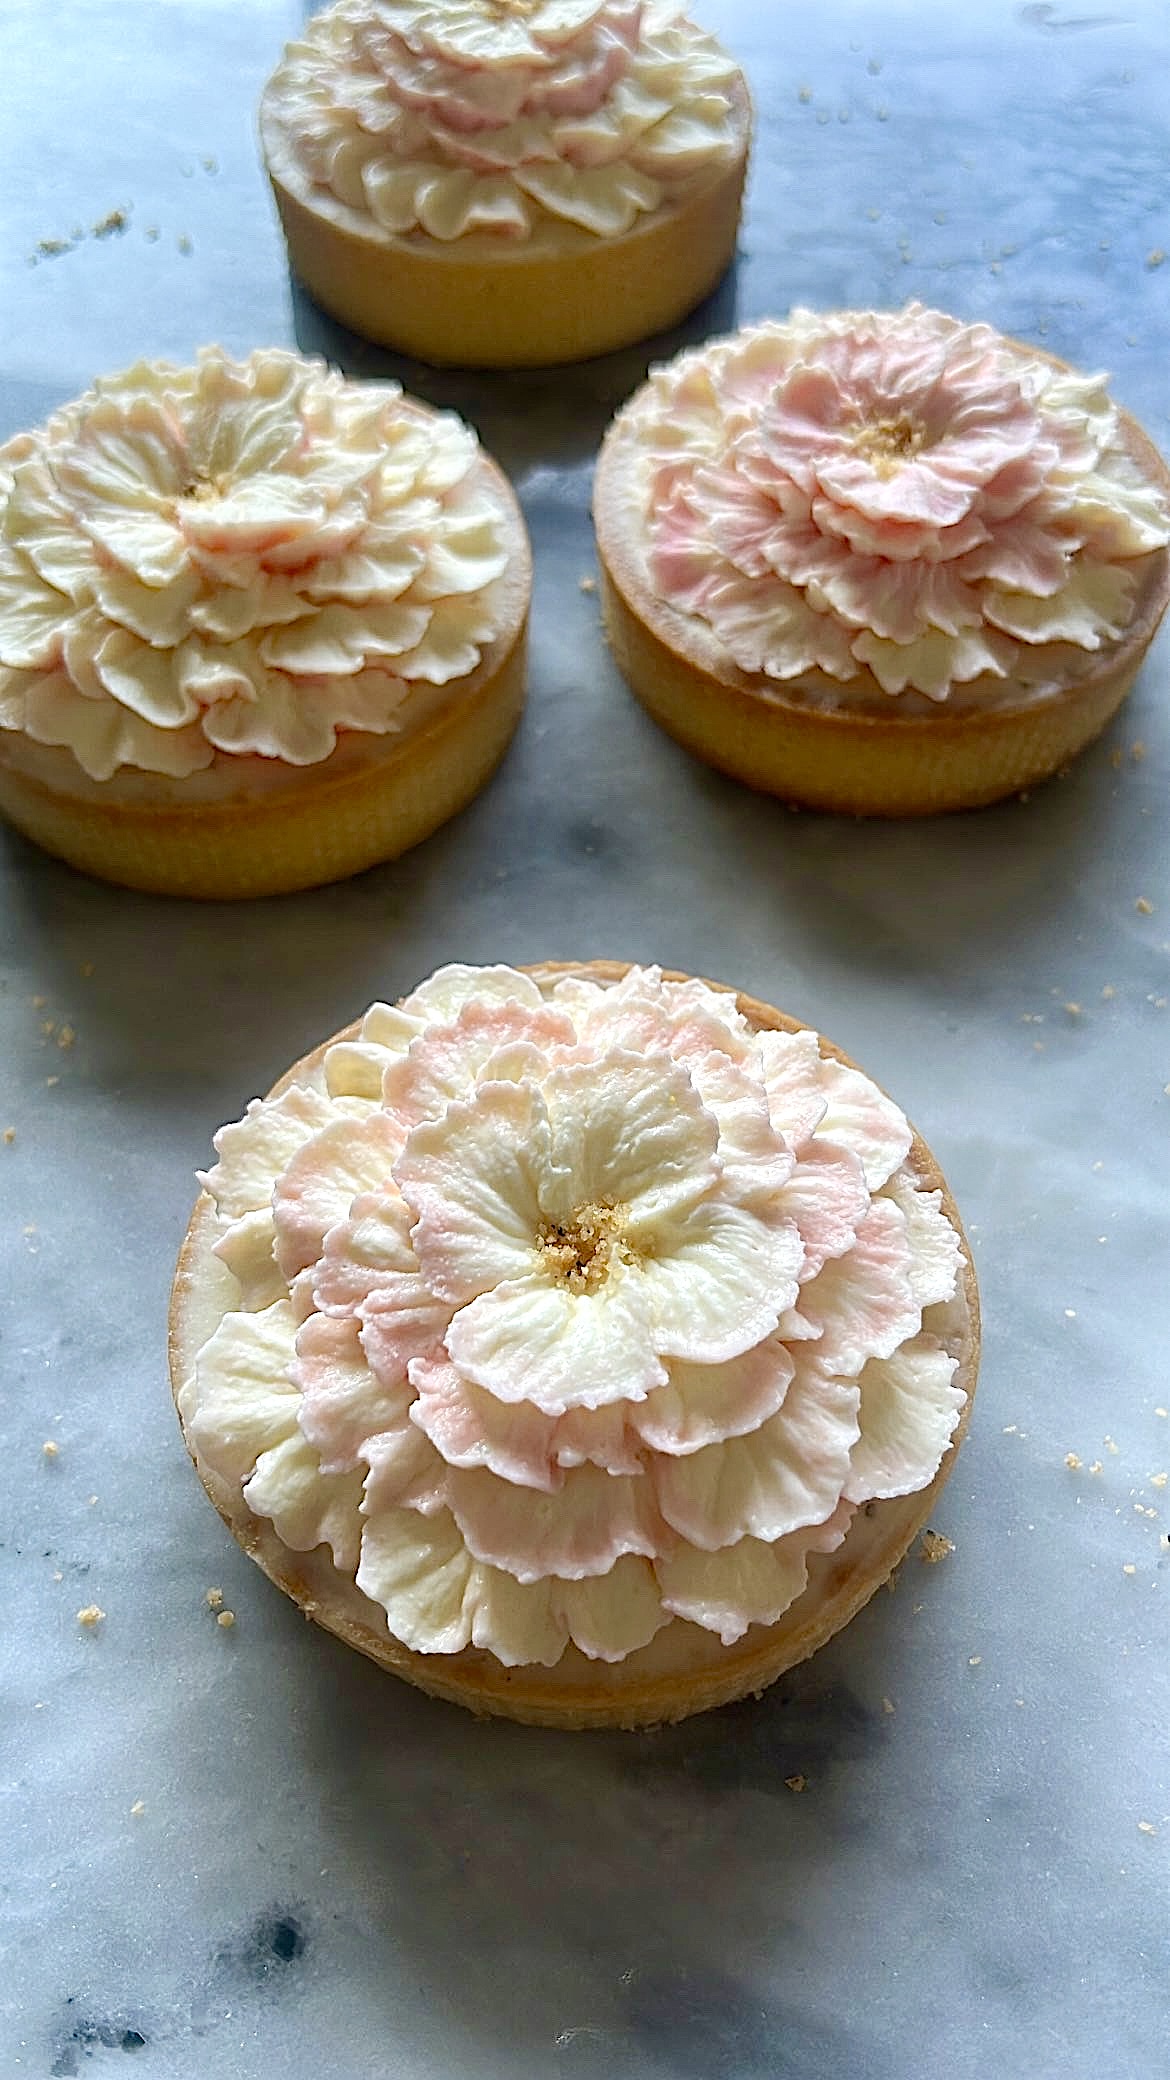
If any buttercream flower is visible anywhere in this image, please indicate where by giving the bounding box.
[638,305,1170,698]
[185,964,969,1674]
[270,0,743,242]
[0,348,511,779]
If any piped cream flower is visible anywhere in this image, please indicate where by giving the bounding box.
[190,965,967,1669]
[636,305,1170,699]
[270,0,743,242]
[0,349,511,779]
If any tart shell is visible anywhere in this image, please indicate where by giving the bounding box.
[594,382,1170,815]
[259,85,751,369]
[170,961,980,1729]
[0,444,530,899]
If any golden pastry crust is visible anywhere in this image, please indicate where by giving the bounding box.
[259,81,751,368]
[594,370,1170,816]
[170,960,980,1728]
[0,443,530,898]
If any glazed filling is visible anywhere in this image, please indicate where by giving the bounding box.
[266,0,743,243]
[186,964,969,1670]
[623,303,1170,702]
[0,349,511,779]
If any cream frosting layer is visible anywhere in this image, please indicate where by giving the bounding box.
[265,0,744,244]
[187,964,967,1669]
[0,349,513,780]
[621,304,1170,702]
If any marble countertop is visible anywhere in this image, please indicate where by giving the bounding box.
[1,3,1167,2075]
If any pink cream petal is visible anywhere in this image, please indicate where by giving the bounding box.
[798,1197,921,1373]
[631,1335,796,1456]
[271,1110,404,1282]
[292,1310,412,1475]
[446,1459,662,1583]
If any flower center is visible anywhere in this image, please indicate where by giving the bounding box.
[853,413,927,478]
[178,471,234,503]
[537,1202,630,1294]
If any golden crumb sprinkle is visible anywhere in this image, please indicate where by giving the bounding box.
[1150,1473,1168,1490]
[205,1586,224,1609]
[881,1697,895,1715]
[1122,1563,1137,1576]
[578,575,597,594]
[784,1773,808,1792]
[129,1800,146,1817]
[1065,1452,1082,1470]
[1146,250,1166,269]
[1135,897,1154,915]
[1138,1820,1157,1835]
[216,1609,236,1629]
[3,1127,14,1144]
[919,1530,954,1564]
[42,1439,59,1459]
[76,1605,104,1628]
[968,1655,982,1667]
[1088,1460,1104,1475]
[57,1025,76,1050]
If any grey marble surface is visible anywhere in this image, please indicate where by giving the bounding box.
[1,2,1168,2075]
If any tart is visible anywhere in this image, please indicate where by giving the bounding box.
[260,0,751,368]
[170,960,979,1729]
[595,304,1170,814]
[0,349,530,897]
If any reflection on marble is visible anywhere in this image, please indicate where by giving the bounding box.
[1,3,1168,2077]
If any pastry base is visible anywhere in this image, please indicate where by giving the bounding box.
[260,91,750,368]
[0,449,530,899]
[594,399,1170,816]
[170,961,980,1729]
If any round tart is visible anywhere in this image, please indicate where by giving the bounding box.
[171,960,979,1729]
[260,0,751,367]
[595,304,1170,814]
[0,349,530,897]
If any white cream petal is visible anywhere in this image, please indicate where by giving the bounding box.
[446,1267,667,1413]
[542,1053,720,1228]
[982,558,1135,646]
[632,1335,795,1456]
[756,1028,830,1151]
[657,1532,810,1644]
[466,1565,566,1667]
[447,1459,659,1581]
[555,1557,665,1662]
[91,564,202,646]
[845,1337,965,1504]
[243,1429,365,1571]
[881,1177,963,1309]
[213,1206,286,1312]
[654,1367,859,1550]
[356,1506,475,1655]
[201,1085,340,1220]
[403,964,544,1022]
[0,552,72,669]
[637,1199,802,1365]
[397,1079,552,1304]
[188,1301,301,1486]
[92,626,200,727]
[21,673,211,780]
[293,1311,415,1475]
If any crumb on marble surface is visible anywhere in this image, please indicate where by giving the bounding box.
[881,1696,895,1714]
[3,1126,14,1144]
[91,207,129,238]
[968,1655,982,1667]
[217,1610,236,1629]
[1150,1473,1167,1489]
[919,1530,953,1564]
[1122,1563,1136,1576]
[1146,250,1165,269]
[784,1774,808,1792]
[579,575,597,593]
[206,1586,224,1609]
[57,1024,76,1050]
[42,1439,59,1459]
[1135,896,1154,915]
[1131,740,1147,761]
[1065,1452,1082,1470]
[1088,1460,1104,1475]
[130,1800,146,1817]
[1137,1819,1157,1834]
[76,1605,105,1628]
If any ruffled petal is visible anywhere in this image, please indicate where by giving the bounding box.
[654,1365,859,1550]
[656,1530,810,1644]
[447,1458,660,1581]
[201,1085,343,1220]
[292,1310,413,1474]
[799,1197,921,1375]
[188,1301,300,1484]
[271,1113,404,1281]
[845,1336,965,1503]
[446,1265,666,1412]
[243,1430,365,1570]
